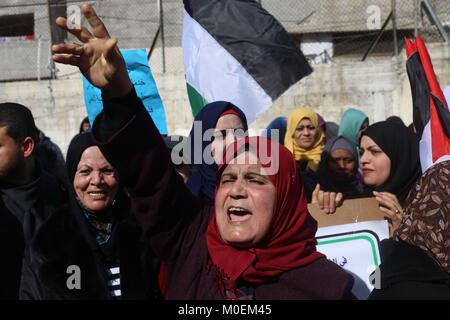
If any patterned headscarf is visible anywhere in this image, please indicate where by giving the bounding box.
[394,160,449,273]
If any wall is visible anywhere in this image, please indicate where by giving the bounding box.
[0,0,52,80]
[0,42,449,158]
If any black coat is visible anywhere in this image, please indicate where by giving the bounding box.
[0,169,62,300]
[368,239,450,300]
[19,191,162,300]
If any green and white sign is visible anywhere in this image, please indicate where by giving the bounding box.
[316,220,389,300]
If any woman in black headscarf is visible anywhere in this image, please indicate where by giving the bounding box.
[19,133,162,300]
[303,135,371,202]
[359,121,421,232]
[79,116,91,134]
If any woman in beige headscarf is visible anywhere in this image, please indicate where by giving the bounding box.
[284,108,325,172]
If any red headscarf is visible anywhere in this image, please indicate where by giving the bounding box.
[218,108,240,119]
[206,136,323,295]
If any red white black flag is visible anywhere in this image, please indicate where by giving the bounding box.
[405,37,450,173]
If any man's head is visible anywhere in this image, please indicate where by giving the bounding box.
[0,103,37,185]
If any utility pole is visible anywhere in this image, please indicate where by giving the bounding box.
[392,0,398,60]
[423,0,448,42]
[47,0,56,79]
[414,0,419,37]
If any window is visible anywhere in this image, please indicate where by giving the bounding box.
[0,13,34,41]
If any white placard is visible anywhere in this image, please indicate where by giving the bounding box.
[316,220,390,300]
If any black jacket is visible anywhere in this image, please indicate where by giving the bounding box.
[19,190,162,300]
[369,239,450,300]
[0,169,62,300]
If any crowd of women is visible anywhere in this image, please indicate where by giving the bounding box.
[179,101,423,229]
[2,4,448,301]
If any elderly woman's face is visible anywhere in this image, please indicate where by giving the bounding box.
[215,151,276,248]
[211,114,245,165]
[73,146,119,212]
[327,149,357,183]
[293,118,319,149]
[359,135,391,187]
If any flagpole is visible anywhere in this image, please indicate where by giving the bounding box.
[47,0,56,79]
[158,0,166,72]
[414,0,419,37]
[422,0,449,42]
[392,0,398,60]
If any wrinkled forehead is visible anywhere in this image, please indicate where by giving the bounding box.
[221,151,264,173]
[219,152,278,191]
[77,146,112,168]
[218,140,283,180]
[215,113,244,131]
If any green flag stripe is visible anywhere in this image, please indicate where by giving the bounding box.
[186,82,209,117]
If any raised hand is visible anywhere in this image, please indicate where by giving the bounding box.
[373,191,403,236]
[51,4,132,98]
[311,184,344,214]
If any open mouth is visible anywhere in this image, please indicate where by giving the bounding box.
[227,207,251,223]
[88,191,107,199]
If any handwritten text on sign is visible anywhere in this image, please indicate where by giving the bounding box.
[83,48,167,134]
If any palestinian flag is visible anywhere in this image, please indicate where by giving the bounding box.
[182,0,312,124]
[405,37,450,173]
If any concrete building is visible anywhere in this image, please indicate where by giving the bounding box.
[0,0,449,156]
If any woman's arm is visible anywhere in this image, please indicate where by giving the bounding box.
[52,4,209,262]
[95,92,208,260]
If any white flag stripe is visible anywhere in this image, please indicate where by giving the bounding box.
[419,121,450,173]
[183,9,273,124]
[420,121,433,173]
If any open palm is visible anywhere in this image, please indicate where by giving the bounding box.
[52,4,132,97]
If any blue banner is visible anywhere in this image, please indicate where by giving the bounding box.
[83,48,168,134]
